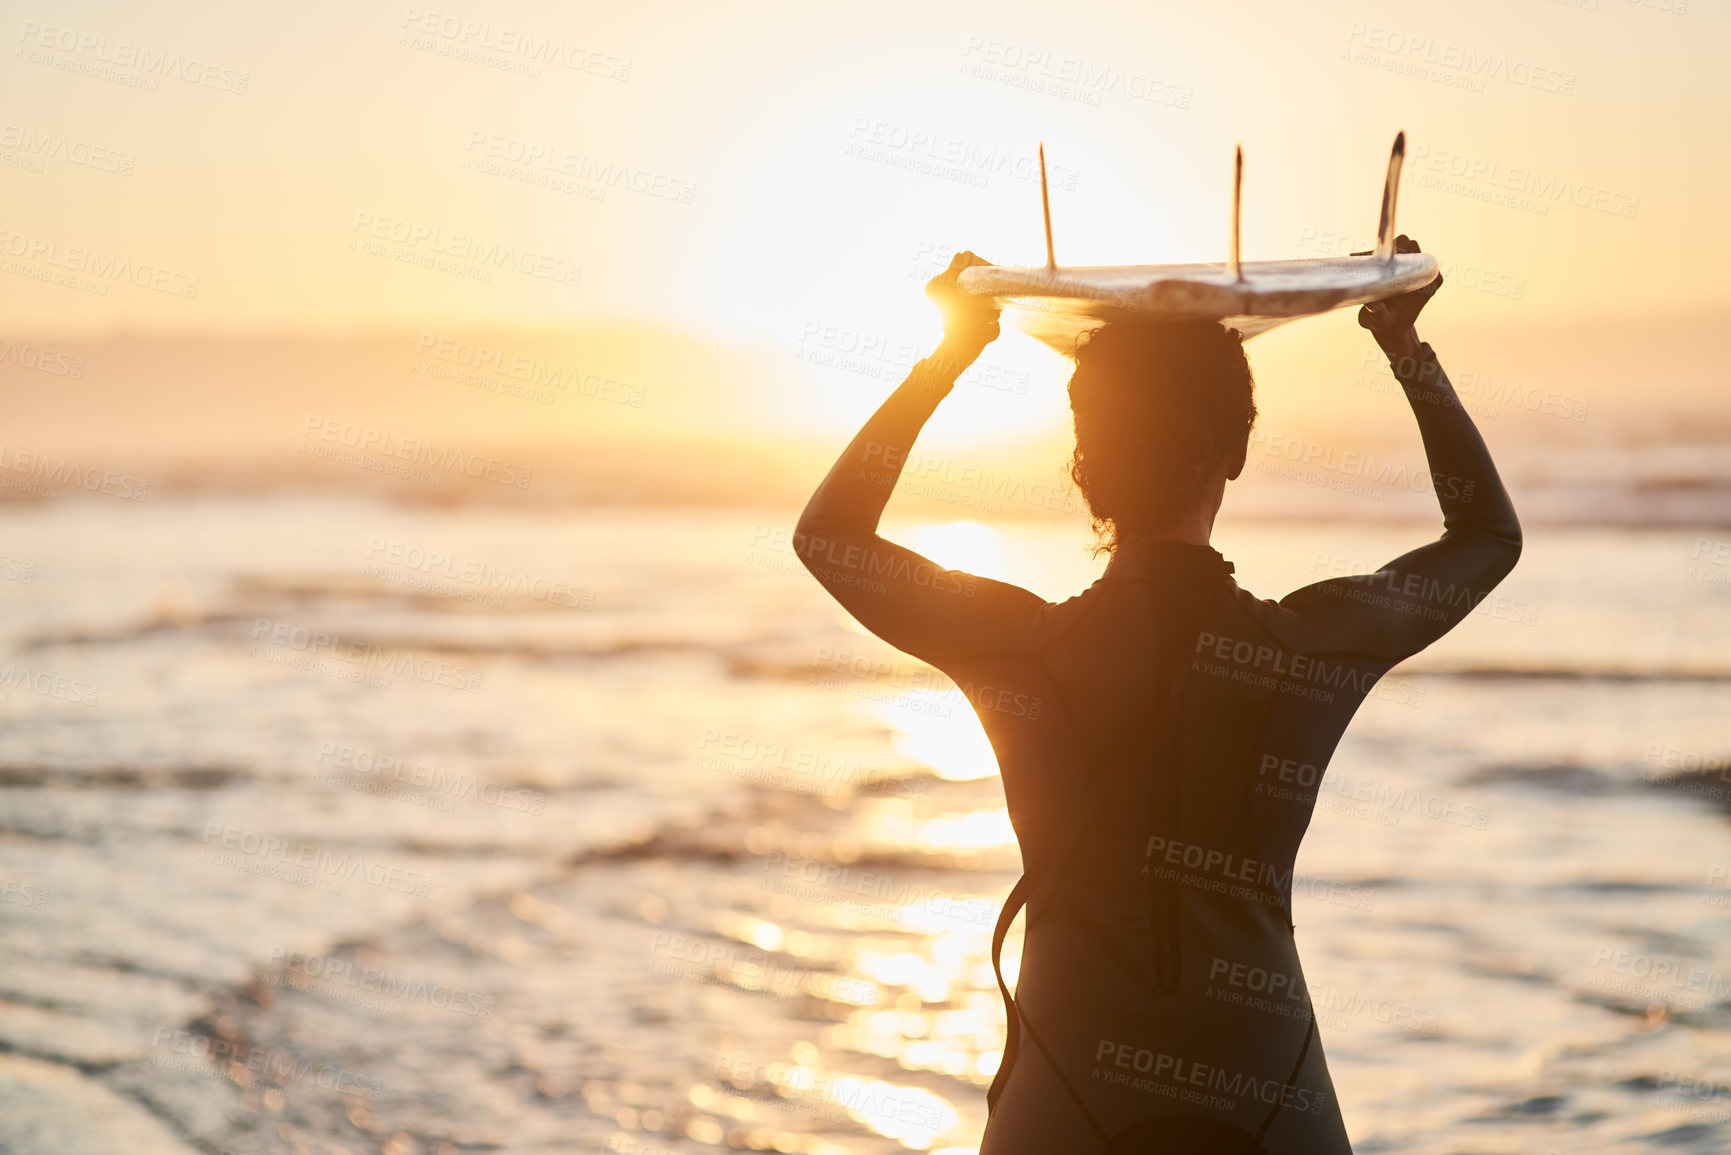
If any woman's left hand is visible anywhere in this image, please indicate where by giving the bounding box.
[1357,235,1441,360]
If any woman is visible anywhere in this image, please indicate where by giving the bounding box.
[794,241,1520,1153]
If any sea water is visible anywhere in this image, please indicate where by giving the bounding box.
[0,497,1726,1154]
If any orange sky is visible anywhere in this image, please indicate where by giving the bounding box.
[2,0,1726,450]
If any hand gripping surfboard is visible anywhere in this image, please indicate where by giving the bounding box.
[956,133,1438,349]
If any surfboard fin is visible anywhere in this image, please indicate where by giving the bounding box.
[1374,132,1405,260]
[1039,142,1056,271]
[1229,144,1244,282]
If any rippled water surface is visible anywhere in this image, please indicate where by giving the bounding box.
[1,498,1728,1154]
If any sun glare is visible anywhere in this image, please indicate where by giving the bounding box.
[883,700,1003,783]
[905,521,1008,582]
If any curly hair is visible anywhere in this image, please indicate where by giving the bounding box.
[1067,319,1257,554]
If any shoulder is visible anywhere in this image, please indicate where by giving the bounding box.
[1027,583,1102,652]
[1212,578,1329,656]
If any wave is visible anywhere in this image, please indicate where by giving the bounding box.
[17,606,733,663]
[0,765,241,790]
[1463,760,1731,815]
[1405,665,1731,683]
[21,603,1731,686]
[1460,762,1633,793]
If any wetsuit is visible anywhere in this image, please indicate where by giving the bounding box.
[795,342,1521,1153]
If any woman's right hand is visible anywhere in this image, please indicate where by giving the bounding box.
[926,251,1001,361]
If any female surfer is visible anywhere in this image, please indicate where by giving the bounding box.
[794,238,1520,1154]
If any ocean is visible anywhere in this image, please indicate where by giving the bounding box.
[0,496,1728,1154]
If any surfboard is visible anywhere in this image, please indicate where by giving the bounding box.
[957,133,1438,349]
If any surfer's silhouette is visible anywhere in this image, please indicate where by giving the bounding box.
[795,239,1520,1154]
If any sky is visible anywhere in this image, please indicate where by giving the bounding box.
[1,0,1727,450]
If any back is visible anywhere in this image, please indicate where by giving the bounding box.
[947,541,1399,1149]
[794,338,1521,1153]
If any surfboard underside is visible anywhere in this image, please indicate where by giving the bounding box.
[957,252,1439,350]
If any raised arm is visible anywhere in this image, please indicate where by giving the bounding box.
[795,253,1048,664]
[1276,238,1523,661]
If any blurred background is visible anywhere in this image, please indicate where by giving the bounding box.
[1,0,1728,1152]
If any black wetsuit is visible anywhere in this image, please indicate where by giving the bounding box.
[796,342,1521,1154]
